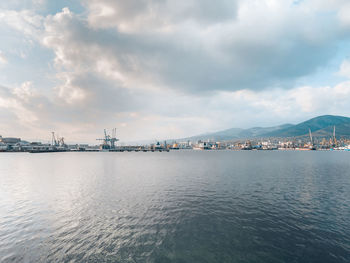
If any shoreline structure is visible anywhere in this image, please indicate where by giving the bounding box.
[1,129,350,153]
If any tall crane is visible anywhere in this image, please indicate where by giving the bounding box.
[308,128,316,150]
[110,128,118,149]
[309,128,313,145]
[51,132,66,147]
[97,128,119,149]
[333,126,337,146]
[51,132,57,146]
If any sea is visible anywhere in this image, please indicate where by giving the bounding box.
[0,150,349,263]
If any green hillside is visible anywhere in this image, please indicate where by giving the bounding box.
[261,115,350,138]
[181,115,350,142]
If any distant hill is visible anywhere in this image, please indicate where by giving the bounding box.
[261,115,350,138]
[180,115,350,142]
[180,124,293,142]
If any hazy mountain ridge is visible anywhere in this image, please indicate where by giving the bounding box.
[262,115,350,138]
[180,124,293,141]
[180,115,350,142]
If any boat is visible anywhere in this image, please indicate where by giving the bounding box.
[193,141,211,150]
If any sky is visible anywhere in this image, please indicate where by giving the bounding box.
[1,0,350,143]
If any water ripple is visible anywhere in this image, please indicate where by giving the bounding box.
[0,151,349,262]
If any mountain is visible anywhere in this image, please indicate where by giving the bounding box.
[180,115,350,142]
[261,115,350,138]
[181,124,293,141]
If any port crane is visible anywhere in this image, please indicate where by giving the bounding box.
[329,126,337,147]
[309,128,313,145]
[96,128,119,149]
[333,126,337,146]
[308,128,316,150]
[51,132,66,147]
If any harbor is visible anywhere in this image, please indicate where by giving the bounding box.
[1,125,350,153]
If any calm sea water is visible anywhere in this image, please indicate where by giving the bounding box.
[0,151,349,263]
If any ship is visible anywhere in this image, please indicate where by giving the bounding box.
[193,141,211,150]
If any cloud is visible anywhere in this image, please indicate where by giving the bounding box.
[2,78,350,142]
[0,9,44,38]
[39,3,349,96]
[338,59,350,78]
[0,0,46,10]
[337,3,350,28]
[1,1,350,142]
[0,51,7,64]
[84,0,238,32]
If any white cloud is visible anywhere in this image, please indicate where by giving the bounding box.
[337,3,350,28]
[39,4,346,96]
[85,0,238,32]
[1,1,350,142]
[0,9,44,38]
[2,78,350,142]
[0,0,46,10]
[338,59,350,78]
[0,51,7,64]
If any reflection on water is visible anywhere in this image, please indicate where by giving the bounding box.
[0,151,349,262]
